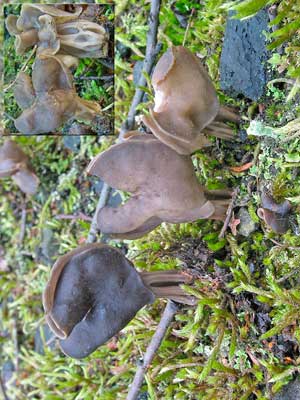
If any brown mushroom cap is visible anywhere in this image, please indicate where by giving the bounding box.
[13,54,101,135]
[5,15,39,55]
[37,15,60,56]
[6,6,108,59]
[57,20,109,58]
[16,4,82,31]
[87,133,227,239]
[43,244,195,358]
[257,192,291,234]
[0,140,39,195]
[142,46,220,155]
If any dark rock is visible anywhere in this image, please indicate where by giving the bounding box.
[63,135,81,152]
[220,9,269,100]
[137,393,149,400]
[1,360,14,386]
[274,377,300,400]
[255,312,271,334]
[116,42,131,58]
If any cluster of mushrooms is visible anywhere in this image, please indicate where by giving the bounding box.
[5,4,109,134]
[1,43,291,359]
[43,46,243,359]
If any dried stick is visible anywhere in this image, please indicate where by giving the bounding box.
[18,199,27,244]
[126,301,178,400]
[55,212,92,222]
[87,183,111,243]
[0,375,10,400]
[218,188,239,238]
[4,45,37,93]
[120,0,161,136]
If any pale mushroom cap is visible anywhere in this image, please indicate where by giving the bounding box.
[14,54,100,135]
[87,133,215,238]
[43,243,155,358]
[57,20,109,58]
[257,193,291,234]
[142,46,220,154]
[12,169,39,195]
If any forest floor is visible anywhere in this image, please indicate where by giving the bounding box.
[1,0,300,399]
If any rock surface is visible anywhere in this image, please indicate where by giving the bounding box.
[273,378,300,400]
[237,207,257,236]
[220,9,269,100]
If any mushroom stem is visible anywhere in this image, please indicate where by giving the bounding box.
[204,188,233,200]
[203,122,236,140]
[209,199,231,221]
[216,106,240,124]
[140,270,196,305]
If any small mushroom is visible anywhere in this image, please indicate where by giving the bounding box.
[13,54,101,135]
[37,15,60,56]
[0,140,39,195]
[87,133,232,239]
[5,15,39,55]
[142,46,239,155]
[257,192,291,234]
[43,243,195,358]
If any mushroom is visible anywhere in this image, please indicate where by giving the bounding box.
[5,15,39,55]
[142,46,240,155]
[13,54,101,135]
[37,15,60,56]
[16,4,82,31]
[43,243,196,358]
[257,192,291,234]
[6,6,108,58]
[0,140,39,195]
[87,132,232,239]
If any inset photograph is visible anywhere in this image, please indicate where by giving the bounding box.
[3,4,114,136]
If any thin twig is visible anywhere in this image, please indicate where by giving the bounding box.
[182,8,195,47]
[126,301,178,400]
[120,0,161,137]
[4,45,37,93]
[74,75,113,81]
[87,184,111,243]
[55,212,92,222]
[218,188,239,238]
[269,238,300,251]
[18,197,27,244]
[0,375,10,400]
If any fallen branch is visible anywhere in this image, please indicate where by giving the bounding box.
[126,301,178,400]
[120,0,161,136]
[0,375,10,400]
[218,188,239,238]
[55,212,92,222]
[19,196,27,244]
[87,183,111,243]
